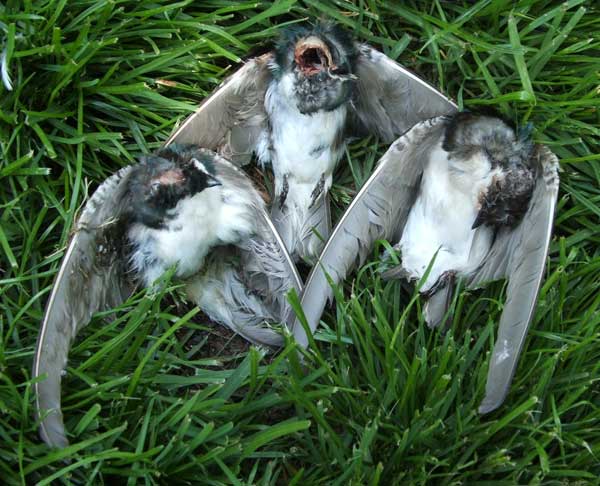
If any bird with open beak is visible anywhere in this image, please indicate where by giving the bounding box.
[293,112,559,414]
[167,21,456,262]
[257,23,358,262]
[32,145,302,449]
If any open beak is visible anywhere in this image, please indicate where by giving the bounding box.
[294,36,335,76]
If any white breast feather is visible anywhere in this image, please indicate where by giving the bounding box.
[129,185,255,286]
[399,143,500,291]
[259,73,347,209]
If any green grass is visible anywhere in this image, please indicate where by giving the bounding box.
[1,0,599,484]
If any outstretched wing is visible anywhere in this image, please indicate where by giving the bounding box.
[201,157,303,346]
[469,146,560,414]
[293,117,448,348]
[351,44,457,142]
[32,167,136,448]
[166,54,272,166]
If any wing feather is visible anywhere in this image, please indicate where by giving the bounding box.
[473,146,559,413]
[245,202,304,326]
[166,55,272,165]
[32,166,135,447]
[351,44,457,142]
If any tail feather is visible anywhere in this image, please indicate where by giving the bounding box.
[271,190,331,263]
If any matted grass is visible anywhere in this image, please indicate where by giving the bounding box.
[1,1,599,484]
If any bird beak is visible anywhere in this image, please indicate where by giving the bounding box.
[471,213,485,229]
[206,174,222,188]
[294,36,335,76]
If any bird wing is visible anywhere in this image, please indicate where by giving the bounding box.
[245,206,304,329]
[293,117,448,348]
[166,54,272,166]
[468,145,560,414]
[351,44,457,142]
[210,157,303,343]
[32,167,136,448]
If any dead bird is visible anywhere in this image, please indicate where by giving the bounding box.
[293,112,559,414]
[32,144,302,448]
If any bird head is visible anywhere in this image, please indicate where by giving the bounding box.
[443,113,537,229]
[443,112,535,170]
[129,145,221,228]
[272,21,358,114]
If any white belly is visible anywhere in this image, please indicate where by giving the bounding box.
[259,73,347,202]
[129,185,255,286]
[399,145,497,291]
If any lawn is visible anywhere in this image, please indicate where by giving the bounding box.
[1,0,599,484]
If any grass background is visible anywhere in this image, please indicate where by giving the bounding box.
[1,0,599,484]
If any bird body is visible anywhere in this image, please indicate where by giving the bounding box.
[258,24,357,261]
[261,71,347,185]
[33,145,302,448]
[383,114,538,321]
[259,70,347,260]
[128,159,256,286]
[294,113,559,414]
[124,147,298,343]
[397,142,498,292]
